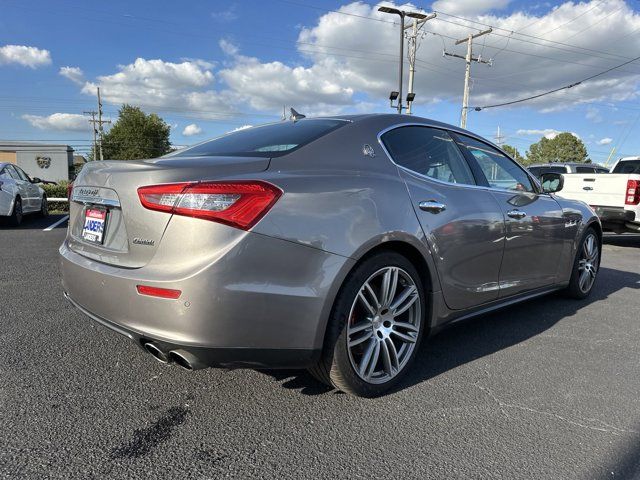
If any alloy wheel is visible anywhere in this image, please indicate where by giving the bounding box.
[577,233,599,293]
[346,266,421,384]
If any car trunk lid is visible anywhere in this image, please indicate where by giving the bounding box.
[67,156,270,268]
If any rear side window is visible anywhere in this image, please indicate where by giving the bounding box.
[612,160,640,174]
[5,165,21,180]
[576,166,596,173]
[381,126,476,185]
[172,119,348,158]
[0,168,11,179]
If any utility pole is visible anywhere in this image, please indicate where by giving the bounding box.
[405,13,436,114]
[495,126,505,146]
[96,87,111,161]
[84,110,98,161]
[444,28,492,129]
[378,6,433,114]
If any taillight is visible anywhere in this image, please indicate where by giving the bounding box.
[626,179,640,205]
[137,180,282,230]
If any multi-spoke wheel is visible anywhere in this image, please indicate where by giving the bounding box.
[565,227,600,299]
[347,266,421,384]
[309,252,426,397]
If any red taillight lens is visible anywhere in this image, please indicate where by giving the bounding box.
[136,285,182,299]
[626,179,640,205]
[137,180,282,230]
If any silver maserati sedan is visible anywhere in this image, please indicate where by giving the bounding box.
[60,114,601,397]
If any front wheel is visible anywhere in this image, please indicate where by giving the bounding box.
[310,252,426,397]
[565,227,600,299]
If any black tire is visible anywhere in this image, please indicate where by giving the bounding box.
[9,197,23,226]
[309,251,426,397]
[39,195,49,217]
[564,227,600,299]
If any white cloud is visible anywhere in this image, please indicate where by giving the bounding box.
[219,39,239,56]
[585,106,602,123]
[59,66,84,84]
[517,128,580,140]
[182,123,202,136]
[212,4,238,22]
[0,45,51,68]
[80,58,236,119]
[597,137,613,145]
[22,113,89,131]
[71,0,640,120]
[431,0,511,15]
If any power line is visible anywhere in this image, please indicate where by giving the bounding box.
[472,53,640,110]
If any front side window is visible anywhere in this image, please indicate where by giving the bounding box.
[171,119,348,158]
[5,165,21,180]
[381,126,476,185]
[13,166,29,181]
[456,135,534,192]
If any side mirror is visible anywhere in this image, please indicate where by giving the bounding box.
[31,177,42,184]
[540,172,564,193]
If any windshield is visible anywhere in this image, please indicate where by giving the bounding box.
[171,119,349,158]
[612,160,640,174]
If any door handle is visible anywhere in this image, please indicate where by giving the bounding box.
[419,201,446,214]
[583,186,593,191]
[507,209,526,219]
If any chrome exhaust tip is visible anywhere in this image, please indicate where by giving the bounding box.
[169,351,193,370]
[143,342,169,364]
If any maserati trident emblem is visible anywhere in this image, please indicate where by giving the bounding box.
[362,144,376,158]
[36,156,51,169]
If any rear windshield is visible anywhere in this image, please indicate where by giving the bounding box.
[612,160,640,174]
[172,119,348,158]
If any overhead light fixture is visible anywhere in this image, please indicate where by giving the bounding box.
[389,91,399,101]
[406,92,416,102]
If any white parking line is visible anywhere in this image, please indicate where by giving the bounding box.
[43,215,69,231]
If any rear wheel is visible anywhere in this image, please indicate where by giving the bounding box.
[310,252,426,397]
[565,227,600,299]
[9,197,23,226]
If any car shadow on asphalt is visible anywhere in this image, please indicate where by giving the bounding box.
[0,213,67,230]
[603,233,640,249]
[258,266,640,397]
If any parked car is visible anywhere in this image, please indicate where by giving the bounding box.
[542,156,640,234]
[60,114,601,397]
[528,162,609,178]
[0,162,48,225]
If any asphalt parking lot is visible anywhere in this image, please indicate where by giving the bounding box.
[1,214,640,479]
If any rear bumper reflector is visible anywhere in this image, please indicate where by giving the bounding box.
[136,285,182,299]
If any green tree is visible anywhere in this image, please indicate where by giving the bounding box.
[501,144,526,164]
[101,105,172,160]
[526,132,589,165]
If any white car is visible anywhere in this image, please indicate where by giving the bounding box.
[0,162,48,226]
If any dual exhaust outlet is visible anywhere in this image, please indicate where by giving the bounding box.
[143,342,195,371]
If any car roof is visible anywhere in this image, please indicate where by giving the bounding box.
[528,163,608,168]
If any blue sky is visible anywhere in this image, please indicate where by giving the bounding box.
[1,0,639,165]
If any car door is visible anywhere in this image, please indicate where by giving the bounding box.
[13,165,40,211]
[0,167,16,215]
[380,125,506,310]
[5,165,32,211]
[454,134,566,296]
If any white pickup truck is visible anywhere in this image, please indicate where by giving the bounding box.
[542,157,640,234]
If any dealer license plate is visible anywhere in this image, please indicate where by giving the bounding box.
[82,208,108,244]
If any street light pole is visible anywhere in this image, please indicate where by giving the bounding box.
[378,7,433,114]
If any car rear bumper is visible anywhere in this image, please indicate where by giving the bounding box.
[63,291,319,369]
[592,206,638,231]
[60,230,353,368]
